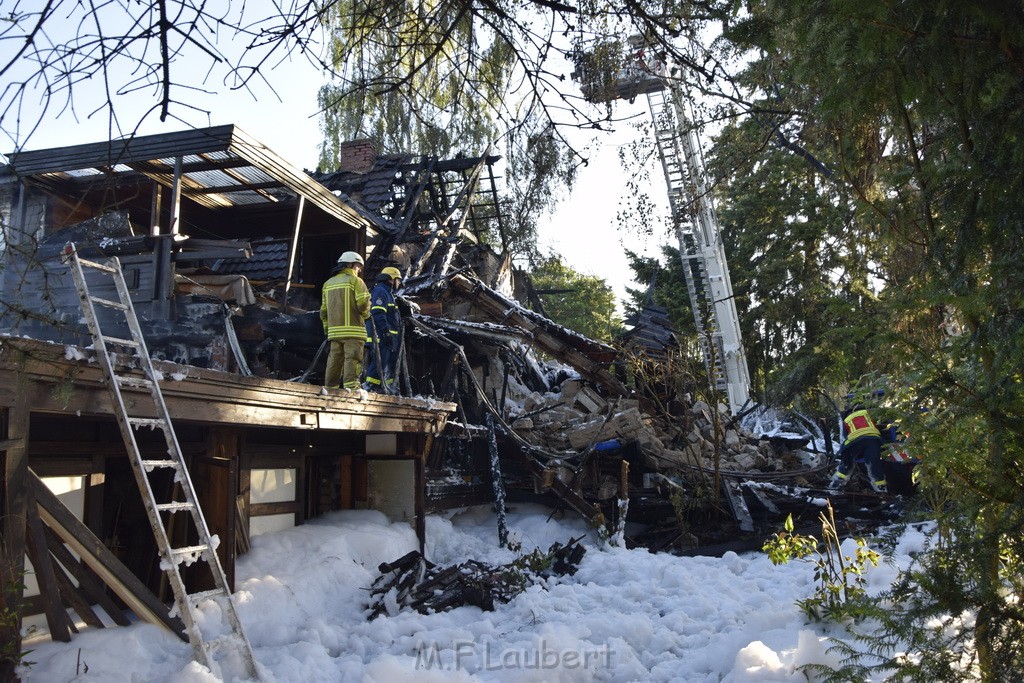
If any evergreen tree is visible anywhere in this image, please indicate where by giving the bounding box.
[705,98,888,403]
[624,245,696,339]
[722,1,1024,676]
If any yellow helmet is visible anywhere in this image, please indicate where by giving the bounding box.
[381,266,402,281]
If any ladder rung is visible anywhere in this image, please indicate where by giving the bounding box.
[77,258,117,273]
[156,501,195,513]
[171,545,209,559]
[128,417,166,430]
[102,336,140,348]
[90,296,129,311]
[188,588,229,605]
[141,459,179,470]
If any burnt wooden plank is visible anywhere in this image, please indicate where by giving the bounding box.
[50,558,105,629]
[742,483,780,514]
[42,523,131,626]
[722,478,754,533]
[25,487,73,642]
[447,275,627,396]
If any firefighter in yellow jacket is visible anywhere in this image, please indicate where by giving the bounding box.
[320,251,370,390]
[828,402,887,493]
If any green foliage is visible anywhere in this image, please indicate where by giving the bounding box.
[316,0,581,263]
[49,369,77,410]
[763,505,879,623]
[529,256,622,342]
[713,3,1024,672]
[705,86,888,402]
[1,565,32,673]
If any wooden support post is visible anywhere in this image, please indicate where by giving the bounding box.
[281,195,306,310]
[85,452,105,534]
[339,455,353,509]
[169,156,183,235]
[149,182,163,236]
[1,402,29,681]
[415,451,426,556]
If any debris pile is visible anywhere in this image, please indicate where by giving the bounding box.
[505,382,810,476]
[367,537,586,619]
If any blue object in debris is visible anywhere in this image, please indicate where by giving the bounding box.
[594,439,621,451]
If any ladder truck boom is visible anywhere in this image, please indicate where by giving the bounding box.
[579,40,752,414]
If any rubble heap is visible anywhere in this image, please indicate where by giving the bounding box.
[508,380,808,476]
[367,538,586,619]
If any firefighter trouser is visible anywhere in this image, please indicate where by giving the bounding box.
[836,436,886,490]
[325,338,365,389]
[364,342,394,388]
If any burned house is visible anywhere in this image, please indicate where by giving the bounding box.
[0,125,863,673]
[0,127,458,663]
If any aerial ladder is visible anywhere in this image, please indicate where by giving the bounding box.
[579,40,751,414]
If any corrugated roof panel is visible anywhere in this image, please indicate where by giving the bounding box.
[6,125,380,231]
[216,190,275,205]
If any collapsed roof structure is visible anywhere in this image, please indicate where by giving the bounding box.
[0,126,899,667]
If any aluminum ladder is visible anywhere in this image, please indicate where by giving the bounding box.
[62,244,260,679]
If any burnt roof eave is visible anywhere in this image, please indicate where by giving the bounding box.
[4,124,383,236]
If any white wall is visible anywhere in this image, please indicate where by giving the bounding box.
[248,468,297,538]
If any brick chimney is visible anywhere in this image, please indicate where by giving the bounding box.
[337,138,379,174]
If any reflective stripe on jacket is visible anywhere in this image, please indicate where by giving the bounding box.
[320,268,370,340]
[843,409,881,445]
[365,282,400,343]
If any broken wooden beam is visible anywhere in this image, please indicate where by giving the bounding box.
[447,274,628,396]
[721,478,754,533]
[42,523,131,626]
[24,487,72,642]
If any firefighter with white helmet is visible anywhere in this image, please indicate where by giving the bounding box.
[320,251,370,390]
